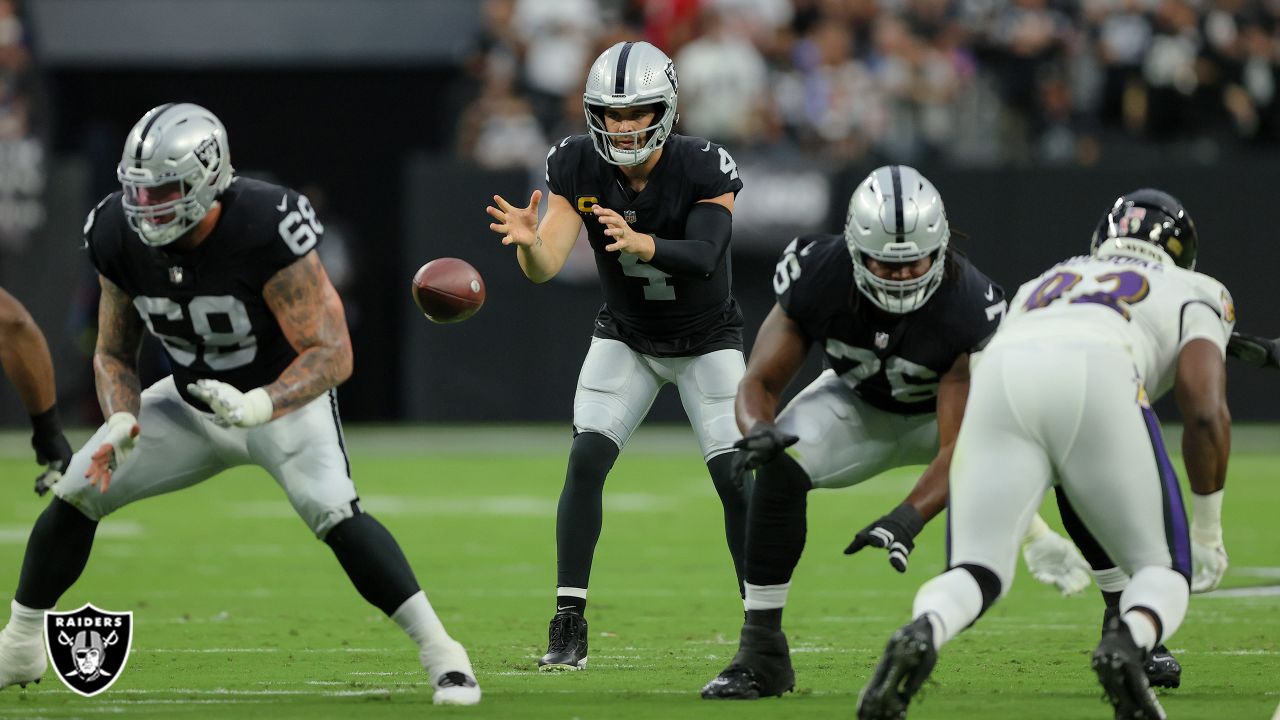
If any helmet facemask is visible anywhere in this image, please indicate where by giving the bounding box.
[584,99,675,166]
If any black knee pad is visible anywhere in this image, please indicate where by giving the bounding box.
[956,563,1002,616]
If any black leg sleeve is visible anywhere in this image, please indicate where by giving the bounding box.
[16,497,98,609]
[744,454,811,587]
[1055,487,1114,571]
[708,452,749,597]
[324,513,421,616]
[555,432,620,590]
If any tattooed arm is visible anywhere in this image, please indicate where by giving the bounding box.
[93,275,144,417]
[261,252,353,418]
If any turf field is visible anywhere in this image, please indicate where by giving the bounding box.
[0,424,1276,720]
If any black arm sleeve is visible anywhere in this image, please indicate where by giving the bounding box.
[646,202,733,278]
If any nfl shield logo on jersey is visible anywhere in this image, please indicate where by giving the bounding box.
[874,331,890,349]
[168,266,184,285]
[44,604,134,697]
[623,209,637,224]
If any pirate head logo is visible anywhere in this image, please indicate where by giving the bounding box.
[44,604,133,697]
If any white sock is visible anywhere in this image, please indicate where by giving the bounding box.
[1119,566,1189,649]
[1122,610,1159,652]
[7,600,44,638]
[912,569,984,650]
[391,591,451,651]
[743,582,790,611]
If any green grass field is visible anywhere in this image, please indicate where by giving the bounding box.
[0,424,1276,720]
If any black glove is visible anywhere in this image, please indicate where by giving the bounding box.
[1227,331,1280,369]
[30,406,72,497]
[844,503,925,573]
[728,421,799,489]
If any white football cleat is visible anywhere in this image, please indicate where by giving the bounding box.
[0,622,46,690]
[423,639,481,706]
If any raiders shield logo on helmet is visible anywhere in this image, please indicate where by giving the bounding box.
[44,604,133,697]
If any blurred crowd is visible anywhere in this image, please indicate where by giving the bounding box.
[457,0,1280,169]
[0,0,44,252]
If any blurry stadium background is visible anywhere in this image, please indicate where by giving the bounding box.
[0,3,1276,718]
[0,0,1278,425]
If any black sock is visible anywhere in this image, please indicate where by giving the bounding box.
[555,595,586,616]
[746,608,783,630]
[708,452,749,597]
[16,498,98,609]
[745,454,811,587]
[554,432,620,591]
[324,512,421,616]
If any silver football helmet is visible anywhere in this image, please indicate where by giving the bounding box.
[117,103,234,247]
[844,165,950,314]
[583,41,679,166]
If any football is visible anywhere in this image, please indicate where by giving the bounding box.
[411,258,486,323]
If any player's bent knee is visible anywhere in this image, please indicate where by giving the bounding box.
[955,562,1003,614]
[306,499,360,539]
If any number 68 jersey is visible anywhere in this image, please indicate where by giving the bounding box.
[996,253,1235,401]
[83,176,323,407]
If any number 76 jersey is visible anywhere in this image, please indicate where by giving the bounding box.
[996,253,1235,401]
[83,176,324,407]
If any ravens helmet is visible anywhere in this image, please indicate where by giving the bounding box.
[1090,189,1198,270]
[117,103,234,247]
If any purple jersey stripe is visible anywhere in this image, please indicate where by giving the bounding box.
[1140,405,1192,577]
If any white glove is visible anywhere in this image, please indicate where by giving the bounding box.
[1187,525,1228,591]
[87,412,140,492]
[1190,490,1228,593]
[187,380,273,428]
[1022,518,1092,596]
[100,412,140,469]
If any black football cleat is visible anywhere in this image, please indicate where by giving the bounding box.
[700,625,795,699]
[1103,608,1182,689]
[538,612,588,671]
[1144,645,1181,689]
[856,616,938,720]
[1093,616,1167,720]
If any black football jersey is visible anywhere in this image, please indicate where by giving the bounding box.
[776,234,1005,415]
[545,134,744,357]
[84,176,324,407]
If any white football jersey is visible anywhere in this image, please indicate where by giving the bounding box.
[992,252,1235,401]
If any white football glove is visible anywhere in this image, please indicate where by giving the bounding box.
[98,412,140,469]
[1190,489,1228,593]
[1191,528,1228,593]
[1022,521,1092,596]
[187,380,273,428]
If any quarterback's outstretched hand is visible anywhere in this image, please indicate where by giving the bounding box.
[1022,530,1092,595]
[1226,331,1280,369]
[188,380,273,428]
[1191,530,1229,593]
[30,407,72,496]
[728,422,799,489]
[486,191,541,248]
[594,205,654,258]
[844,503,924,573]
[86,412,140,493]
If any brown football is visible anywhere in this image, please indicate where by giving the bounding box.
[411,258,485,323]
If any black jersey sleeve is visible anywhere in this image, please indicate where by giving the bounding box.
[683,138,744,200]
[248,186,326,287]
[947,255,1007,353]
[82,193,126,288]
[544,136,581,198]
